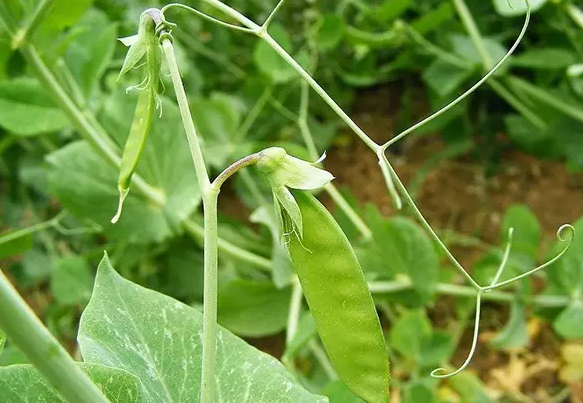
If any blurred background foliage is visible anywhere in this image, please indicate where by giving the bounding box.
[0,0,583,401]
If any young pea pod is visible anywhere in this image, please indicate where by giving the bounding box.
[288,191,390,403]
[112,11,162,223]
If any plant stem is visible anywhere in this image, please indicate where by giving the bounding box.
[565,3,583,31]
[451,0,492,69]
[508,75,583,124]
[161,39,211,192]
[19,44,166,206]
[11,0,55,49]
[368,281,571,307]
[488,79,547,131]
[0,269,111,403]
[201,188,219,403]
[181,218,272,271]
[297,81,373,239]
[286,277,303,343]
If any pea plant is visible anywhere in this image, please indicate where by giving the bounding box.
[0,0,578,402]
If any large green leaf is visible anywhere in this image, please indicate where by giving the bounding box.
[78,254,328,403]
[254,24,297,84]
[47,94,201,244]
[218,279,291,337]
[554,302,583,340]
[0,78,69,136]
[490,300,529,350]
[38,0,94,31]
[0,363,140,403]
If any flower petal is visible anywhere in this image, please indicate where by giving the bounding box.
[275,155,334,190]
[274,186,303,239]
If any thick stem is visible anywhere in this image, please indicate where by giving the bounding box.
[201,188,219,403]
[0,269,111,403]
[161,39,211,192]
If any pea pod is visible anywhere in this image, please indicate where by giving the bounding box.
[288,190,390,403]
[112,12,161,224]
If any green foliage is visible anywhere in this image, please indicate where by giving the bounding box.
[77,255,327,402]
[0,364,140,403]
[50,256,93,306]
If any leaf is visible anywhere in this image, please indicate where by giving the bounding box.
[322,379,365,403]
[410,2,454,34]
[492,0,548,17]
[250,206,294,288]
[161,240,204,301]
[81,23,117,96]
[38,0,94,31]
[0,229,33,259]
[403,381,437,403]
[423,59,473,97]
[491,301,529,350]
[554,302,583,340]
[369,215,439,301]
[510,48,576,70]
[314,15,345,51]
[420,331,454,367]
[0,363,140,403]
[218,279,291,337]
[47,93,201,244]
[450,35,507,70]
[190,92,244,168]
[501,204,540,266]
[50,256,93,306]
[375,0,411,22]
[504,114,551,153]
[254,24,297,83]
[78,254,328,403]
[19,248,52,288]
[0,78,69,136]
[547,217,583,297]
[390,310,431,361]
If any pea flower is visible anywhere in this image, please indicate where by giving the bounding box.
[257,147,334,240]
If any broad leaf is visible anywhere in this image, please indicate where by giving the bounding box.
[0,363,140,403]
[50,256,93,306]
[47,93,201,244]
[0,229,33,259]
[314,15,345,51]
[254,24,297,84]
[554,302,583,340]
[423,59,473,97]
[322,379,364,403]
[0,78,69,136]
[218,279,291,337]
[78,254,328,403]
[390,310,431,361]
[38,0,94,31]
[501,204,540,259]
[491,300,529,350]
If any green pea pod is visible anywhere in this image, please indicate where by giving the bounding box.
[288,190,390,403]
[111,85,155,224]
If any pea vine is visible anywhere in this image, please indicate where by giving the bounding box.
[0,0,576,402]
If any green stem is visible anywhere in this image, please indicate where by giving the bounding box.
[181,218,272,271]
[200,188,219,403]
[0,212,64,247]
[0,269,111,403]
[297,81,373,239]
[565,3,583,31]
[508,75,583,125]
[11,0,55,49]
[368,281,571,307]
[286,277,303,344]
[161,39,211,192]
[451,0,492,68]
[488,79,547,131]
